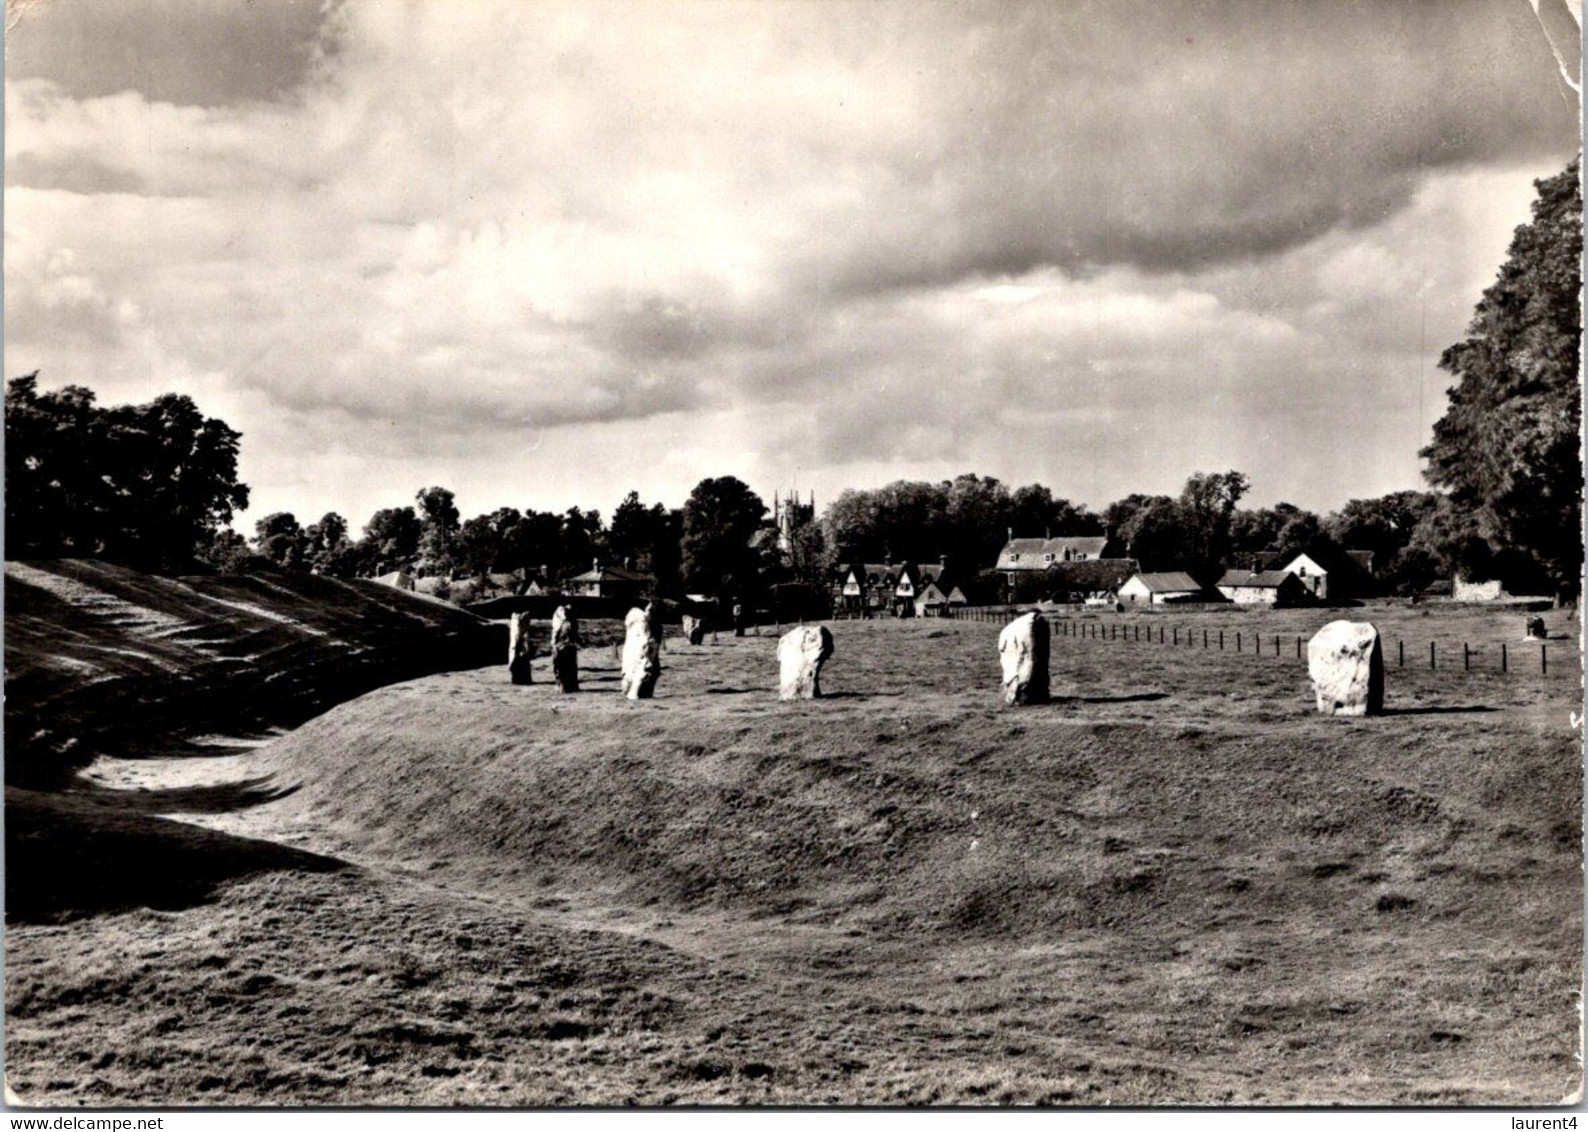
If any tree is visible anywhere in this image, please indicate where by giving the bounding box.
[681,476,767,597]
[1178,470,1249,576]
[414,486,461,576]
[303,512,349,572]
[5,375,250,571]
[362,506,422,570]
[1421,158,1582,599]
[457,514,503,579]
[1118,498,1192,573]
[253,512,305,569]
[1010,484,1102,540]
[559,507,605,578]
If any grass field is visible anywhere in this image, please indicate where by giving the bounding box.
[5,603,1582,1105]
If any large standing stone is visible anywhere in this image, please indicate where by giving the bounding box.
[1525,615,1548,641]
[620,604,662,700]
[682,614,706,646]
[1307,620,1384,716]
[997,612,1050,705]
[777,625,834,700]
[550,605,580,692]
[508,611,535,685]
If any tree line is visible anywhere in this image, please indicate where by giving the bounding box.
[5,159,1579,601]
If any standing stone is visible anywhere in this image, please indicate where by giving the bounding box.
[1525,615,1548,641]
[550,605,580,692]
[997,612,1050,705]
[1307,620,1384,716]
[683,614,706,646]
[621,604,662,700]
[508,611,535,685]
[777,625,834,700]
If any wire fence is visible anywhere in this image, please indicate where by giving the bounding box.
[941,605,1570,679]
[1044,616,1564,678]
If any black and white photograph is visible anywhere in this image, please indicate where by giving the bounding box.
[2,0,1584,1110]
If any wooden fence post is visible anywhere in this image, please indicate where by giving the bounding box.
[1204,629,1208,649]
[1398,640,1403,667]
[1236,631,1241,652]
[1502,642,1507,673]
[1463,643,1469,671]
[1296,636,1302,658]
[1219,629,1224,650]
[1542,645,1547,675]
[1430,641,1436,671]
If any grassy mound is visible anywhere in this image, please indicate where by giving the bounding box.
[260,614,1580,940]
[4,559,503,785]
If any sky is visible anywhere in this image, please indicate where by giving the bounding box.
[4,0,1582,532]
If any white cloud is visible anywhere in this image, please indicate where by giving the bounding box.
[4,0,1578,525]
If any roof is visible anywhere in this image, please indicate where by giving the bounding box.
[567,563,655,584]
[1217,569,1297,589]
[1126,571,1202,593]
[997,536,1115,570]
[1281,552,1328,574]
[1345,549,1375,569]
[841,561,948,586]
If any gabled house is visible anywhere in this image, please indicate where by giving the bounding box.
[1119,571,1211,606]
[1216,569,1309,606]
[566,559,655,603]
[833,559,953,617]
[996,533,1122,574]
[1279,552,1331,600]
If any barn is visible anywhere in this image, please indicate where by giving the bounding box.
[1216,569,1309,606]
[1118,571,1206,606]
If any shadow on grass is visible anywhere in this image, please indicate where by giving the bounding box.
[705,687,758,695]
[1053,692,1170,705]
[1381,705,1498,715]
[6,787,348,923]
[72,775,301,815]
[822,691,905,700]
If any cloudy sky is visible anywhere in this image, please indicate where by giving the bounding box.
[5,0,1581,530]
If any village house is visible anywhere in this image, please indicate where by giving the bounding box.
[913,578,970,617]
[833,559,954,617]
[1279,552,1331,600]
[996,532,1123,577]
[566,559,655,603]
[1118,571,1210,606]
[1216,568,1309,606]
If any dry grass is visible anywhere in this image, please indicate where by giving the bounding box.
[5,604,1582,1105]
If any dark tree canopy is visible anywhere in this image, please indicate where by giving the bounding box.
[681,476,767,597]
[1421,158,1582,598]
[5,374,250,571]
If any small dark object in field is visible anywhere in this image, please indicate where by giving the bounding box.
[1375,892,1416,912]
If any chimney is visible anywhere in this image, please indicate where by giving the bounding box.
[593,557,601,573]
[1045,525,1051,541]
[1007,526,1013,543]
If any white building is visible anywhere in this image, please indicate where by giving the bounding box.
[1119,571,1205,606]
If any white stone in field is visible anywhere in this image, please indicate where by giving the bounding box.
[777,625,834,700]
[550,605,579,692]
[997,612,1050,706]
[508,611,535,685]
[620,605,662,700]
[683,614,706,645]
[1307,620,1384,716]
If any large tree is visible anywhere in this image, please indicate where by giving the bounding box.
[1421,158,1582,599]
[5,375,249,571]
[681,476,766,597]
[414,486,462,576]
